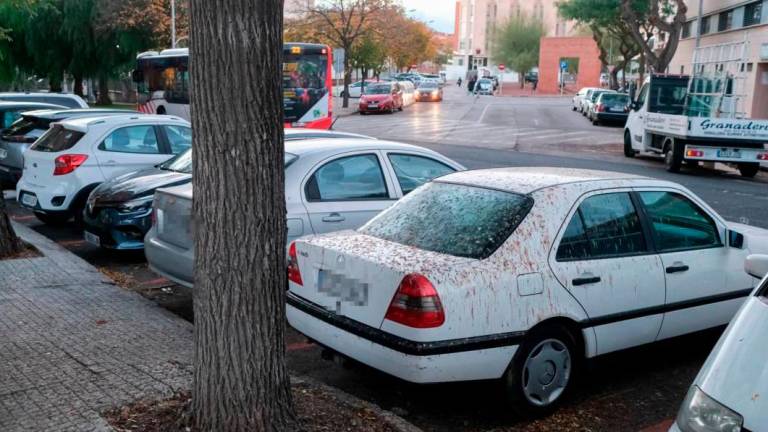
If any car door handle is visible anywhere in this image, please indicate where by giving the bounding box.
[104,160,117,166]
[666,264,689,274]
[572,276,601,286]
[321,213,345,223]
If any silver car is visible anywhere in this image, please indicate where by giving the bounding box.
[145,138,464,288]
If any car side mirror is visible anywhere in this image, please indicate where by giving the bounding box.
[729,230,744,249]
[745,254,768,279]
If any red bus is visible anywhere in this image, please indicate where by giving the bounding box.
[133,42,333,129]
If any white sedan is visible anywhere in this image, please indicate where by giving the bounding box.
[572,87,600,111]
[671,254,768,432]
[287,167,768,416]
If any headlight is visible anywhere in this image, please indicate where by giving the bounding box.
[431,90,438,96]
[676,386,743,432]
[117,196,154,213]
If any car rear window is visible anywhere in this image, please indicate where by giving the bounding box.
[1,95,81,108]
[2,116,51,139]
[600,94,629,103]
[31,125,84,152]
[361,182,533,259]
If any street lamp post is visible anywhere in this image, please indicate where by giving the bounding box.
[171,0,177,48]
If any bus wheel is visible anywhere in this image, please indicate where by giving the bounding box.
[156,106,166,115]
[739,163,759,178]
[664,138,683,173]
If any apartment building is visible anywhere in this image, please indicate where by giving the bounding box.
[284,0,314,19]
[452,0,576,72]
[669,0,768,118]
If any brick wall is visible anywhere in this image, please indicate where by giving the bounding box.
[538,37,601,94]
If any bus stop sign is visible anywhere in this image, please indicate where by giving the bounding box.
[560,60,568,70]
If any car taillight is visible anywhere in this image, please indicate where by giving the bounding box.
[758,153,768,161]
[53,154,88,176]
[686,149,704,157]
[287,241,303,286]
[596,103,605,112]
[385,273,444,328]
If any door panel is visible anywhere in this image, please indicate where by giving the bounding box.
[303,152,395,235]
[550,191,665,355]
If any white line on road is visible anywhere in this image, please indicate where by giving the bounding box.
[477,103,492,124]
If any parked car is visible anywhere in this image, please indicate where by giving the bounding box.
[145,138,465,287]
[420,74,444,88]
[414,81,443,102]
[286,167,768,416]
[0,92,88,109]
[588,93,630,126]
[475,78,494,95]
[572,87,600,112]
[0,108,138,188]
[398,81,416,107]
[671,254,768,432]
[82,128,377,250]
[359,82,404,114]
[582,89,615,116]
[16,114,191,225]
[0,102,66,129]
[335,80,386,98]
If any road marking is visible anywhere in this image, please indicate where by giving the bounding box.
[523,131,591,141]
[477,103,492,124]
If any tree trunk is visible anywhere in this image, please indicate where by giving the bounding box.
[0,197,23,259]
[73,74,84,98]
[48,71,63,93]
[342,54,351,109]
[519,72,524,89]
[96,75,112,106]
[189,0,295,431]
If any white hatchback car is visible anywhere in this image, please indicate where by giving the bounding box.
[572,87,600,112]
[16,114,191,224]
[287,167,768,415]
[671,254,768,432]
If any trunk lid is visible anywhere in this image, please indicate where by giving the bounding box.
[291,231,472,329]
[155,184,193,250]
[21,147,57,186]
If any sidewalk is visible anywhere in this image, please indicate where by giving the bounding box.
[0,222,193,431]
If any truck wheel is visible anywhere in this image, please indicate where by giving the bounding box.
[738,163,760,178]
[623,131,636,158]
[664,139,683,173]
[503,324,581,418]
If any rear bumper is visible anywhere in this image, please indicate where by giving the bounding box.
[82,207,152,250]
[683,144,768,164]
[595,112,628,122]
[286,292,518,383]
[144,228,194,288]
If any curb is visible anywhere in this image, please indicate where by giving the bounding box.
[291,375,423,432]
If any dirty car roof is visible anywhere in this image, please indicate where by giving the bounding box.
[436,167,656,194]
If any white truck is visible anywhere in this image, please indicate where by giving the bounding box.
[624,40,768,178]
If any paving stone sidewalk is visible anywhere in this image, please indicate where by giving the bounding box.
[0,222,193,432]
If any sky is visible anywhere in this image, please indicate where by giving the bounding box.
[402,0,455,33]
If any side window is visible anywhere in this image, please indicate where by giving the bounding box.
[99,125,160,154]
[1,110,23,128]
[164,125,192,154]
[388,153,455,195]
[636,83,649,107]
[305,154,389,201]
[638,192,721,251]
[556,193,647,260]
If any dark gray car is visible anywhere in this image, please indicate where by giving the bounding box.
[0,108,138,187]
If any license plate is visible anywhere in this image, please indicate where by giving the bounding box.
[0,149,6,159]
[369,103,377,107]
[718,149,741,159]
[609,107,624,112]
[84,231,101,247]
[21,193,37,207]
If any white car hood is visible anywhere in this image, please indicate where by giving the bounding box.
[695,295,768,431]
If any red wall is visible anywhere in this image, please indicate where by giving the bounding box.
[538,37,601,94]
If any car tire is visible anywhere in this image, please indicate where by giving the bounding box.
[664,138,683,173]
[156,106,166,115]
[503,324,580,418]
[592,119,599,126]
[34,211,71,226]
[623,131,636,158]
[572,106,577,111]
[738,163,760,178]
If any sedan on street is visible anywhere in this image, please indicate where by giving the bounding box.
[414,81,443,102]
[145,138,464,287]
[572,87,600,111]
[359,83,404,114]
[582,90,616,117]
[671,254,768,432]
[588,93,630,126]
[287,167,768,416]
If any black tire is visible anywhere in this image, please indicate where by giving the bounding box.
[503,324,580,418]
[592,118,599,126]
[572,106,577,111]
[34,211,71,226]
[156,106,166,115]
[739,163,760,178]
[623,131,636,158]
[664,139,684,173]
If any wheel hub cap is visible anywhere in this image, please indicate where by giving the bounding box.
[522,339,572,407]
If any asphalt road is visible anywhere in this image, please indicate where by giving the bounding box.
[4,83,768,431]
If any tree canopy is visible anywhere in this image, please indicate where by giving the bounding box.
[491,14,545,87]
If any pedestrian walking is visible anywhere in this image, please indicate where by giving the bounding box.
[467,79,476,95]
[457,77,462,87]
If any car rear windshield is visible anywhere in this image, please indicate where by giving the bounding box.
[600,94,629,103]
[31,125,84,152]
[2,116,51,138]
[361,182,533,259]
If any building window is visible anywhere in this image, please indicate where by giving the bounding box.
[700,15,711,35]
[744,1,763,27]
[458,58,464,66]
[682,21,691,38]
[718,9,734,31]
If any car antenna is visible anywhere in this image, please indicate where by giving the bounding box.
[330,115,340,130]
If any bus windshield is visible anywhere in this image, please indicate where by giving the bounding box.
[283,53,328,123]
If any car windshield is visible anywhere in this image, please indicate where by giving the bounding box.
[361,182,533,259]
[366,85,391,94]
[420,83,437,89]
[591,91,611,102]
[159,149,192,173]
[31,125,84,152]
